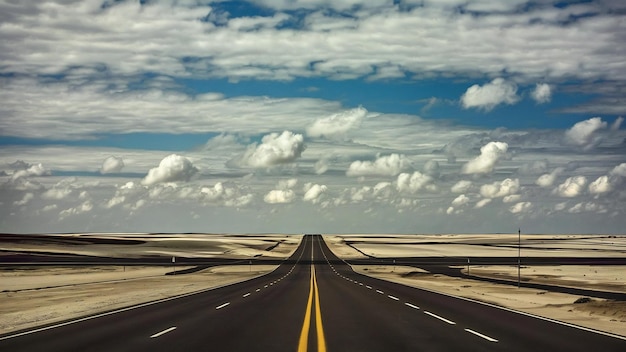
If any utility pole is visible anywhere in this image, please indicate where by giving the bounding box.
[518,228,521,288]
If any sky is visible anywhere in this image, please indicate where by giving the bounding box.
[1,0,626,234]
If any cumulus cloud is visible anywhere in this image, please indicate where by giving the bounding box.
[303,183,327,203]
[460,78,519,111]
[142,154,198,186]
[60,201,93,219]
[564,117,607,150]
[462,141,508,175]
[347,154,409,177]
[503,194,522,203]
[314,158,329,175]
[10,163,50,181]
[240,131,305,168]
[42,188,72,200]
[510,201,532,214]
[264,189,295,204]
[554,176,587,197]
[14,193,34,206]
[475,198,492,208]
[531,83,552,104]
[278,178,298,190]
[423,160,440,178]
[451,180,472,193]
[536,167,564,188]
[106,195,126,209]
[480,178,520,199]
[588,175,615,195]
[396,171,433,194]
[611,116,624,131]
[610,163,626,177]
[200,182,255,207]
[451,194,470,207]
[99,156,125,174]
[307,107,366,139]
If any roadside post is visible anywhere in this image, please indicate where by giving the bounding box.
[172,256,176,276]
[518,228,521,288]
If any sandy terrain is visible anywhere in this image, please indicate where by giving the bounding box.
[462,265,626,294]
[0,265,278,335]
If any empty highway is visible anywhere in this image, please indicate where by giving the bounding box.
[1,235,624,351]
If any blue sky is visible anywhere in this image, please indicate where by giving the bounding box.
[1,0,625,234]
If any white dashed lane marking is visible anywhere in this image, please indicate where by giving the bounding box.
[243,293,251,298]
[215,302,230,310]
[376,290,384,294]
[388,295,399,301]
[150,327,176,338]
[424,311,456,325]
[465,329,498,342]
[405,303,420,310]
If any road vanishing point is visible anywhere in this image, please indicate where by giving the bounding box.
[1,235,625,351]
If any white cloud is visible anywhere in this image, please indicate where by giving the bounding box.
[314,158,329,175]
[60,201,93,219]
[462,141,508,175]
[475,198,492,209]
[99,156,125,174]
[240,131,305,168]
[535,167,564,188]
[510,201,532,214]
[106,195,126,209]
[503,194,522,203]
[451,180,472,193]
[554,176,587,197]
[347,154,409,177]
[142,154,198,186]
[264,189,295,204]
[10,163,50,181]
[588,175,613,195]
[396,171,433,194]
[423,160,440,178]
[303,183,327,203]
[14,192,34,206]
[278,178,298,190]
[480,178,520,199]
[460,78,519,111]
[531,83,552,104]
[451,194,470,207]
[42,204,58,212]
[41,188,72,200]
[610,163,626,177]
[564,117,607,150]
[307,107,366,139]
[611,116,624,131]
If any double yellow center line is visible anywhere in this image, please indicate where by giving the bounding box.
[297,241,326,352]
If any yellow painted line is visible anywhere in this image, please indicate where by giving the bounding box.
[298,263,315,352]
[313,266,327,352]
[297,237,327,352]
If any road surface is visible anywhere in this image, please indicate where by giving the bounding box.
[1,234,624,351]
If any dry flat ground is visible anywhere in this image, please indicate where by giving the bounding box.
[324,234,626,337]
[0,234,300,335]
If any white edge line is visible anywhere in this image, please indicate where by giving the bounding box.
[405,302,420,310]
[215,302,230,310]
[424,311,456,325]
[150,326,177,338]
[388,295,400,301]
[0,261,286,341]
[465,328,498,342]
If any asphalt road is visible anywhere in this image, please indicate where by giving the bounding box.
[1,235,625,351]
